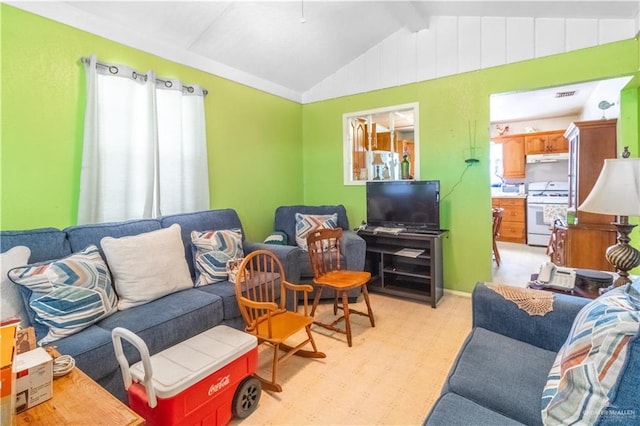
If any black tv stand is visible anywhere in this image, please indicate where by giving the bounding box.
[357,229,446,308]
[404,228,444,235]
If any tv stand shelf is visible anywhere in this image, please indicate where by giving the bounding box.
[358,229,446,308]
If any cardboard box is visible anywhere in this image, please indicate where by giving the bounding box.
[14,347,53,413]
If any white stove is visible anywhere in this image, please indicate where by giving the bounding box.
[526,181,569,246]
[527,181,569,204]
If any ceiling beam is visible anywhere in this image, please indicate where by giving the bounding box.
[386,1,429,32]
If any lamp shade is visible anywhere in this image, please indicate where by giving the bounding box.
[578,158,640,216]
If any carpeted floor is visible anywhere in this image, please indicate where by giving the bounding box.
[233,292,472,425]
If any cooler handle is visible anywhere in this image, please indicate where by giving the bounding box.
[111,327,157,408]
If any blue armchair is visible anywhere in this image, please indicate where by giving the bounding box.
[272,205,366,299]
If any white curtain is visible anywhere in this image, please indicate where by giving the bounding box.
[78,55,209,224]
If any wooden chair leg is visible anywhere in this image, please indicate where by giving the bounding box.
[361,284,375,327]
[493,239,501,266]
[342,290,352,347]
[333,288,338,315]
[310,285,324,317]
[271,343,280,391]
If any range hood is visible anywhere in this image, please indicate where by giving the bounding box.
[526,153,569,163]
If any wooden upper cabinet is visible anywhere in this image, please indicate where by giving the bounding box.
[547,132,569,152]
[524,130,568,154]
[501,136,525,178]
[376,132,391,151]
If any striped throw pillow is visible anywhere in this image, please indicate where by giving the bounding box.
[191,229,244,286]
[541,285,640,425]
[8,245,118,345]
[295,213,338,251]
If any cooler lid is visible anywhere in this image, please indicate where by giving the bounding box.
[129,325,256,398]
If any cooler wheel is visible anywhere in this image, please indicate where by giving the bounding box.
[232,376,262,419]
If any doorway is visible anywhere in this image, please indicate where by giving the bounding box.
[489,76,633,284]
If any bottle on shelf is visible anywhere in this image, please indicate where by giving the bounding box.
[401,153,410,180]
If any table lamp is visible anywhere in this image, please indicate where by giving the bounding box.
[371,153,384,180]
[578,151,640,288]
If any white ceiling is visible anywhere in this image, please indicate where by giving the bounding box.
[490,76,634,123]
[50,1,640,93]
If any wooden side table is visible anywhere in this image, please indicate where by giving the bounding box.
[16,349,144,425]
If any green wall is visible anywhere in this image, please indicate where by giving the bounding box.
[302,38,640,293]
[0,5,303,239]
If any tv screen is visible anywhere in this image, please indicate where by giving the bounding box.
[366,180,440,230]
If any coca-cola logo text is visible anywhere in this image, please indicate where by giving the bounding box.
[208,375,231,396]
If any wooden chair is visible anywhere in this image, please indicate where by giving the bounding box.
[492,207,504,266]
[235,250,326,392]
[306,228,375,347]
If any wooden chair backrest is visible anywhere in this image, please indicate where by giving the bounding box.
[492,207,504,238]
[306,227,343,279]
[235,250,286,334]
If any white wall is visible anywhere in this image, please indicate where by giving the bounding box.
[304,16,637,103]
[490,115,581,137]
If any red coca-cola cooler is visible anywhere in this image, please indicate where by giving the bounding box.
[112,325,261,426]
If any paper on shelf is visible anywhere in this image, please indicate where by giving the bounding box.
[395,248,424,258]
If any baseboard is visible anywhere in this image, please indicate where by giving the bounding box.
[444,288,472,298]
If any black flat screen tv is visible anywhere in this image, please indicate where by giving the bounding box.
[366,180,440,230]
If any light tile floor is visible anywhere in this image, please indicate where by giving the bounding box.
[232,242,546,425]
[492,241,549,287]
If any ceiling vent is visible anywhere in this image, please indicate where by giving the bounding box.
[555,90,576,98]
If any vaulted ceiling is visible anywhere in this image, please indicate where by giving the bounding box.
[10,1,640,115]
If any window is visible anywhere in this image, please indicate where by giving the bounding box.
[343,103,419,185]
[77,55,209,224]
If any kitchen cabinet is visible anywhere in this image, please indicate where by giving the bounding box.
[525,130,568,154]
[491,197,526,244]
[493,136,525,178]
[560,119,618,271]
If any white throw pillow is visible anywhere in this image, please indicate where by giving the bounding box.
[1,246,31,325]
[101,224,193,310]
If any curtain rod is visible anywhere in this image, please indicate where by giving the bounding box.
[80,57,208,95]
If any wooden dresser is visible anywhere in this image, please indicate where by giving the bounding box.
[492,196,526,244]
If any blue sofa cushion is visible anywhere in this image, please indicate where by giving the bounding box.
[425,392,525,426]
[541,284,640,425]
[0,228,70,263]
[64,219,161,259]
[159,209,245,278]
[96,288,224,375]
[54,325,115,382]
[195,282,241,321]
[8,245,118,345]
[445,327,556,426]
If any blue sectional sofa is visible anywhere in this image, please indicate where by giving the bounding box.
[425,282,640,425]
[1,209,299,402]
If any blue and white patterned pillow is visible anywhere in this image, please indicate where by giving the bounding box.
[541,285,640,425]
[8,245,118,345]
[295,213,338,251]
[191,229,244,286]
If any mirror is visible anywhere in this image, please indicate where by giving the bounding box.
[343,102,419,185]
